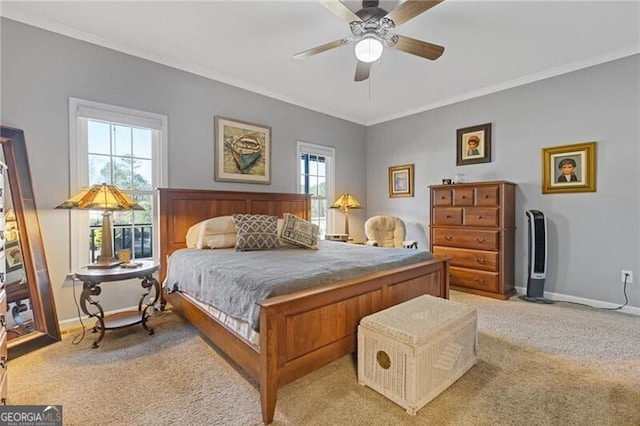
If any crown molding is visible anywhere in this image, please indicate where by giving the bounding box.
[2,8,638,127]
[366,45,640,126]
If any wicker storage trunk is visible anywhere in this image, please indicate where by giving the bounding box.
[358,295,477,415]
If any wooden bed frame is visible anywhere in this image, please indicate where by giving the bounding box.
[158,188,449,424]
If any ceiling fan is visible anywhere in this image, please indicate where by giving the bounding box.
[294,0,445,82]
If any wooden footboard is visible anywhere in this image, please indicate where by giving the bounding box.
[159,188,449,424]
[164,256,447,423]
[257,257,448,423]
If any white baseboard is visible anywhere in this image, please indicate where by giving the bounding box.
[58,288,638,334]
[515,286,640,316]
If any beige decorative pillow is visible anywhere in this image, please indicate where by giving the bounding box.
[185,216,237,249]
[232,214,280,251]
[199,233,237,249]
[279,213,319,249]
[277,218,300,249]
[197,216,236,249]
[186,222,202,248]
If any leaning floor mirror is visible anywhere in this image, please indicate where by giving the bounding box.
[0,126,61,359]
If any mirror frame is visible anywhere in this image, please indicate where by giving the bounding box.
[0,126,61,359]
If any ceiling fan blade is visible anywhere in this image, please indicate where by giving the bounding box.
[318,0,362,23]
[385,0,444,27]
[392,35,444,60]
[294,38,352,60]
[354,61,371,82]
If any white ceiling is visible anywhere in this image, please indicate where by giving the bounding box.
[1,1,638,125]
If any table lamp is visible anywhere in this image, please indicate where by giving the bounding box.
[56,183,144,268]
[329,193,362,239]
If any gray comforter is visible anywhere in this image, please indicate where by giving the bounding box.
[164,240,433,331]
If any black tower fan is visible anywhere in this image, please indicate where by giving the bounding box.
[520,210,554,304]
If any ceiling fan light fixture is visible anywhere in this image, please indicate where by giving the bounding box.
[354,37,383,63]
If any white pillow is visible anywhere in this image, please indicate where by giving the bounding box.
[185,223,202,248]
[185,216,237,249]
[199,233,237,249]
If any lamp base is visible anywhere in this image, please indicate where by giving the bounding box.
[87,258,122,269]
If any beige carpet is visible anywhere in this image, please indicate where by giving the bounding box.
[8,292,640,425]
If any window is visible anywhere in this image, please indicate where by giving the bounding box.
[297,142,335,236]
[69,98,167,270]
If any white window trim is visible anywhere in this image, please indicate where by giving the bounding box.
[68,97,168,271]
[296,141,335,233]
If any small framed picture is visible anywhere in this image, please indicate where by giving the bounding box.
[5,240,22,272]
[388,164,414,198]
[542,142,596,194]
[214,116,271,184]
[456,123,492,166]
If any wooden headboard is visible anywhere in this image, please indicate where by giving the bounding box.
[158,188,311,282]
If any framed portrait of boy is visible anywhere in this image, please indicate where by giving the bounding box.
[388,164,414,198]
[542,141,596,194]
[456,123,491,166]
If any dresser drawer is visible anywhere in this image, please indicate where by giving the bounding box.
[463,207,499,227]
[432,228,500,250]
[475,186,500,206]
[433,246,498,272]
[432,188,452,206]
[450,267,499,293]
[432,208,462,226]
[453,188,474,206]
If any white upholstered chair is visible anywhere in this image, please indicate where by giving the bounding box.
[364,215,418,249]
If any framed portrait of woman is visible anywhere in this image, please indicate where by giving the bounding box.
[388,164,414,197]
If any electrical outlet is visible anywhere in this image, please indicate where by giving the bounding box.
[621,270,633,284]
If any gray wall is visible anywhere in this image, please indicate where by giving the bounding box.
[2,17,638,324]
[0,18,367,322]
[367,55,640,309]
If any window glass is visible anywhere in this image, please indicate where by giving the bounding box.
[298,147,333,237]
[86,120,158,262]
[132,158,153,190]
[113,125,132,157]
[88,154,111,185]
[87,121,110,155]
[132,128,152,159]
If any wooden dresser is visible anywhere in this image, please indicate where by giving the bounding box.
[429,181,516,299]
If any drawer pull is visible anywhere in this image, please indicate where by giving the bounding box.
[475,238,485,243]
[477,215,483,219]
[484,195,489,198]
[445,215,451,218]
[0,356,5,369]
[440,196,446,199]
[474,257,485,264]
[444,235,452,241]
[474,278,486,285]
[461,195,466,199]
[0,315,4,327]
